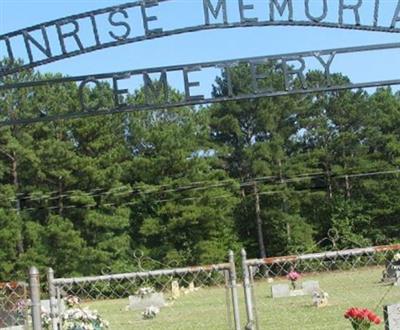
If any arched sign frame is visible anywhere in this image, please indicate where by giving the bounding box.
[1,0,400,125]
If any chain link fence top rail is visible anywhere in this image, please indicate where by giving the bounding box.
[243,242,400,330]
[48,255,237,330]
[0,281,29,329]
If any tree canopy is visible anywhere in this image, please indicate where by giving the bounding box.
[0,61,399,280]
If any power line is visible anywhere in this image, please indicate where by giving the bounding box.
[1,171,325,204]
[8,168,400,213]
[5,165,395,205]
[3,170,337,209]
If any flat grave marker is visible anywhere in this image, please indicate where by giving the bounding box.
[128,293,165,310]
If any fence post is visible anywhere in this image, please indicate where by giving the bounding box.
[224,270,233,330]
[47,268,58,330]
[241,249,255,330]
[29,266,42,330]
[228,250,241,330]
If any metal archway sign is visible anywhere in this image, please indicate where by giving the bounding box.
[1,0,400,126]
[1,0,400,76]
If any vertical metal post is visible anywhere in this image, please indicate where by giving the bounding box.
[29,267,42,330]
[56,287,63,330]
[241,249,255,330]
[224,270,233,330]
[248,266,260,330]
[47,268,58,330]
[228,251,241,330]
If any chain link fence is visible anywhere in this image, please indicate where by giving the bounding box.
[11,241,400,330]
[241,243,400,330]
[0,281,29,329]
[45,252,240,330]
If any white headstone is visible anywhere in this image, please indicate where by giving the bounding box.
[302,280,320,295]
[188,282,195,292]
[395,271,400,286]
[41,299,65,314]
[384,303,400,330]
[271,284,290,298]
[128,293,165,310]
[171,281,180,299]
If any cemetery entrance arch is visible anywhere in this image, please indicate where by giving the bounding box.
[1,0,400,124]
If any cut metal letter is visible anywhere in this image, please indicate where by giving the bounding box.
[250,61,274,93]
[56,20,84,54]
[203,0,228,25]
[141,0,163,36]
[339,0,363,26]
[305,0,327,23]
[183,67,204,101]
[391,1,400,29]
[113,74,130,106]
[270,0,293,21]
[221,65,233,97]
[22,26,52,63]
[108,9,131,41]
[90,15,101,46]
[143,70,169,104]
[239,0,258,23]
[79,78,101,112]
[314,52,336,85]
[0,37,14,64]
[282,57,307,90]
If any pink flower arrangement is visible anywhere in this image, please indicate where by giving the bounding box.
[287,271,301,281]
[287,271,301,289]
[344,307,381,329]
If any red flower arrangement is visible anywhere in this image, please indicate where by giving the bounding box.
[344,307,381,329]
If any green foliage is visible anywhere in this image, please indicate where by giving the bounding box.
[0,60,399,280]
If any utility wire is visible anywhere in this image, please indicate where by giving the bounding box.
[8,168,400,212]
[2,171,326,204]
[4,165,397,205]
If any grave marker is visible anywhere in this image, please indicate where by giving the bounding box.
[384,303,400,330]
[188,282,195,293]
[128,293,165,310]
[302,281,320,295]
[271,284,290,298]
[395,271,400,286]
[40,299,65,314]
[171,281,180,299]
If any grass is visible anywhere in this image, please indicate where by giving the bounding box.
[84,266,400,329]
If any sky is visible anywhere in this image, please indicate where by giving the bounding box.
[1,0,400,97]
